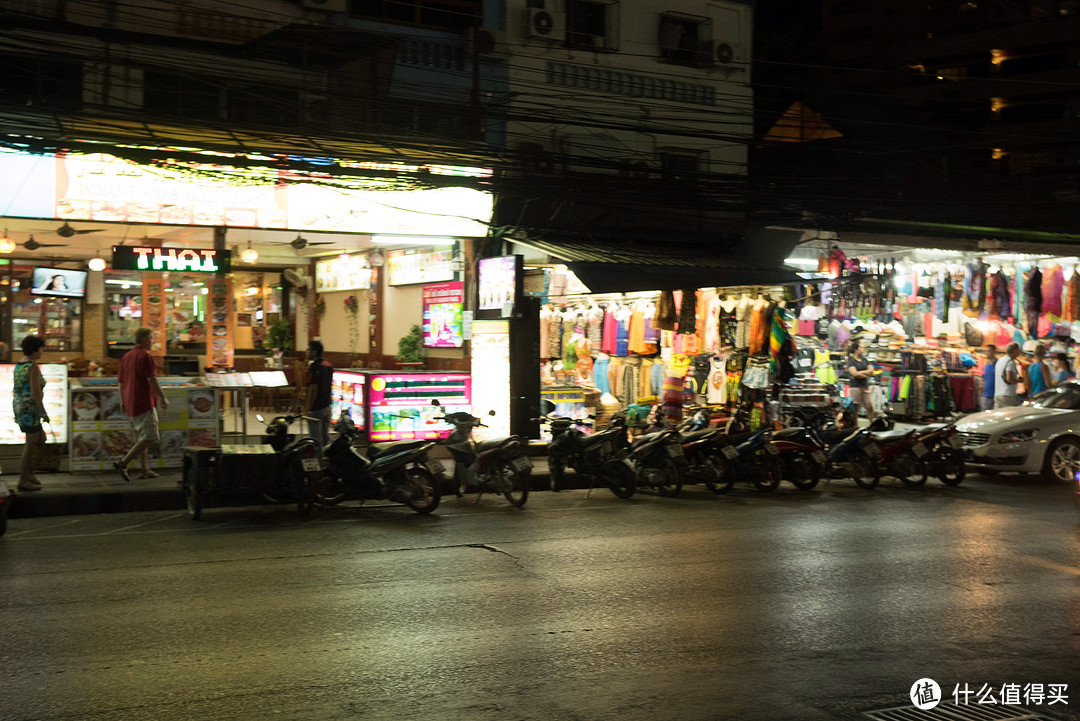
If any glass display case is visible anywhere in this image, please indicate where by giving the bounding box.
[0,363,69,444]
[330,370,472,442]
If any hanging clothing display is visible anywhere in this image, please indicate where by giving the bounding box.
[1066,269,1080,322]
[1026,267,1043,334]
[1041,264,1064,317]
[748,299,772,356]
[677,289,697,335]
[934,271,951,322]
[962,260,987,318]
[655,290,677,331]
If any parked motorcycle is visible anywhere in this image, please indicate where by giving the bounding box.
[810,424,883,489]
[316,413,442,514]
[540,411,636,498]
[771,425,827,490]
[719,427,786,492]
[919,423,966,486]
[628,426,685,496]
[430,400,530,507]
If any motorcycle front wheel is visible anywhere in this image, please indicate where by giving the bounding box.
[289,462,316,516]
[403,466,441,514]
[549,456,566,492]
[786,451,821,491]
[936,448,966,486]
[703,455,735,494]
[850,450,881,489]
[498,463,529,507]
[600,460,636,499]
[315,466,347,507]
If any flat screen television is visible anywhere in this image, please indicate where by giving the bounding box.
[30,267,88,298]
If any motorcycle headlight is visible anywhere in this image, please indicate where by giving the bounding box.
[998,429,1038,444]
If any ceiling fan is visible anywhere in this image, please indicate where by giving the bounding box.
[23,235,67,251]
[281,234,336,251]
[56,222,104,238]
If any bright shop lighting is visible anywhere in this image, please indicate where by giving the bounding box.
[784,257,820,267]
[241,244,258,263]
[0,235,14,254]
[87,257,107,271]
[371,235,453,246]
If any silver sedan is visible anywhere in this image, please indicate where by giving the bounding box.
[955,381,1080,483]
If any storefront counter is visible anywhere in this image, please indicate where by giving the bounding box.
[68,376,218,470]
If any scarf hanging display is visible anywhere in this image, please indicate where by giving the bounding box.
[677,289,697,334]
[655,290,677,331]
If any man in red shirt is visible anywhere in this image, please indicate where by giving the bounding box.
[115,327,169,482]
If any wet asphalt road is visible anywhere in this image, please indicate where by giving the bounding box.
[2,474,1080,721]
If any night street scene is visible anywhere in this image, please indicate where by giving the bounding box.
[2,1,1080,720]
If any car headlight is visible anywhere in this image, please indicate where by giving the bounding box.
[998,429,1038,444]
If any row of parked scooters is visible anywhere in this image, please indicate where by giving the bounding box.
[216,396,966,521]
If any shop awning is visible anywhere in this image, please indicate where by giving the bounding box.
[511,238,803,293]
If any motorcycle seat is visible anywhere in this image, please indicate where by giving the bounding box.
[773,428,807,439]
[919,423,948,433]
[724,431,756,446]
[680,429,716,443]
[871,428,915,442]
[580,431,618,448]
[475,437,517,453]
[819,428,860,445]
[368,439,430,458]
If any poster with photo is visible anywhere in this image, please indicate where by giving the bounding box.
[67,383,219,469]
[206,277,234,368]
[142,273,166,356]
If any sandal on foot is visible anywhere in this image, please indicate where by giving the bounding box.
[113,461,130,483]
[136,470,159,479]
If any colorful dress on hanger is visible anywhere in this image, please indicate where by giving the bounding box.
[962,260,987,317]
[1066,269,1080,322]
[1041,264,1064,317]
[1026,267,1043,334]
[655,290,677,331]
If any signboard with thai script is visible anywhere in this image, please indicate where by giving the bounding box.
[114,246,230,273]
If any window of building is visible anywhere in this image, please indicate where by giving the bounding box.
[0,52,82,110]
[144,71,221,121]
[659,12,713,66]
[659,149,705,184]
[567,0,618,52]
[350,0,480,31]
[10,266,82,353]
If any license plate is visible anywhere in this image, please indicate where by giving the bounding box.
[911,442,929,459]
[426,459,445,475]
[764,443,779,456]
[812,450,827,464]
[667,444,684,458]
[863,442,881,458]
[722,445,739,460]
[511,456,533,471]
[301,458,321,472]
[948,435,962,449]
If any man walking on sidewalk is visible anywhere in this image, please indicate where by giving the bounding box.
[305,340,333,447]
[114,327,169,482]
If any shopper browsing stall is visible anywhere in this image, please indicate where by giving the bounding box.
[994,343,1022,408]
[981,344,998,411]
[846,340,877,424]
[1025,343,1052,398]
[1052,352,1074,386]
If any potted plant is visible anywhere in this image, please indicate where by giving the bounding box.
[266,318,293,369]
[396,324,424,367]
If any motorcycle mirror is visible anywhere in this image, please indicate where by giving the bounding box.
[539,399,556,415]
[431,399,441,407]
[256,414,265,423]
[488,410,496,416]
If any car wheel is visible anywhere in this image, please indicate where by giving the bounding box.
[1043,438,1080,483]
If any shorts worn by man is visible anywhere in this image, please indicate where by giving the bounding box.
[115,328,169,482]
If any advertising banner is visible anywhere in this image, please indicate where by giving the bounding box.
[366,373,471,442]
[477,255,522,315]
[315,254,370,293]
[142,274,166,356]
[422,281,464,348]
[469,321,510,440]
[207,278,234,369]
[331,370,367,431]
[69,384,218,470]
[0,363,68,444]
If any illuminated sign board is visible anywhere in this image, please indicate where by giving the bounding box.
[470,320,510,440]
[477,255,523,319]
[386,245,456,286]
[112,246,230,273]
[367,373,472,442]
[0,149,493,236]
[315,254,370,293]
[422,282,464,348]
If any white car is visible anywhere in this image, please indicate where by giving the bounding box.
[956,381,1080,482]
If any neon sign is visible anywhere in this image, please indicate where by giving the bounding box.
[112,246,231,273]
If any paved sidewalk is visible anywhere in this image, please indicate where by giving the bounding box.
[5,458,558,519]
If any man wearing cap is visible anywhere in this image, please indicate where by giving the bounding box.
[994,342,1022,408]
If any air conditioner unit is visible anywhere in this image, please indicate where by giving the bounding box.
[525,8,565,41]
[715,41,737,64]
[302,0,347,12]
[467,27,511,59]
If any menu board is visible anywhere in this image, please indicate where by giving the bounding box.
[422,282,464,348]
[470,321,510,440]
[315,254,370,293]
[68,382,218,470]
[0,363,69,444]
[386,245,455,286]
[367,372,471,442]
[142,274,166,356]
[331,371,367,431]
[207,278,234,369]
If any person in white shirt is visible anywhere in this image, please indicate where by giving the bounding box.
[994,342,1022,408]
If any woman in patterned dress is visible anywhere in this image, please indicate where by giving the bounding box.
[12,335,49,491]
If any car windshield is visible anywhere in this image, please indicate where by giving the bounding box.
[1027,387,1080,409]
